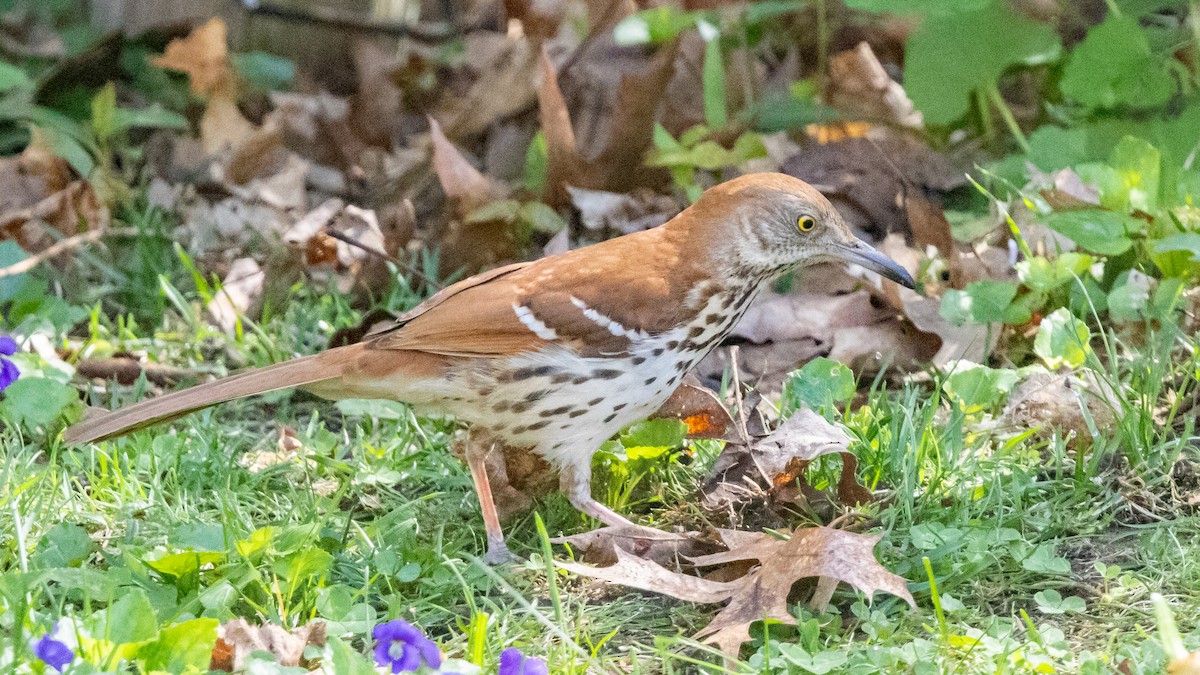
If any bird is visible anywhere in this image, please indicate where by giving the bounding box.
[63,173,915,563]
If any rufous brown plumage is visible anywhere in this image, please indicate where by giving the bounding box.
[64,173,914,563]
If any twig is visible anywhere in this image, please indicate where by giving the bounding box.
[322,228,444,290]
[727,345,751,444]
[0,227,138,279]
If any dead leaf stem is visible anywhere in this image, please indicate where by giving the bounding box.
[0,227,138,279]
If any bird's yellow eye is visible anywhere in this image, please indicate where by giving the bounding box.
[797,216,816,232]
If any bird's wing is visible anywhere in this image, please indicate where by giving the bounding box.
[368,229,702,358]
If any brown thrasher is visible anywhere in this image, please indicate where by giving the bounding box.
[64,173,914,563]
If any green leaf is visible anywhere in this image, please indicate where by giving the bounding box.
[0,377,76,430]
[778,644,849,674]
[91,587,159,644]
[113,104,188,132]
[612,7,700,45]
[523,131,548,194]
[1034,308,1092,369]
[32,122,95,178]
[272,547,334,584]
[1109,136,1161,213]
[1154,233,1200,263]
[1015,253,1094,293]
[905,0,1059,125]
[944,365,1019,412]
[1107,271,1153,323]
[1024,126,1090,172]
[0,241,29,301]
[199,580,238,613]
[143,550,225,579]
[519,201,566,234]
[232,51,295,91]
[1043,211,1135,255]
[962,280,1018,324]
[322,636,379,675]
[466,200,522,224]
[1022,543,1072,575]
[701,29,727,129]
[1034,589,1086,614]
[939,289,973,327]
[0,61,33,92]
[619,418,687,455]
[30,524,96,569]
[784,357,856,412]
[1060,16,1175,110]
[91,82,117,142]
[137,618,219,673]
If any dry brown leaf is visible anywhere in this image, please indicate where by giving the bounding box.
[199,95,259,157]
[653,379,740,441]
[1004,372,1119,449]
[567,185,681,234]
[732,290,883,345]
[539,41,677,207]
[552,524,715,566]
[437,33,539,139]
[1040,167,1102,210]
[238,426,311,474]
[348,40,405,149]
[562,527,912,658]
[428,117,506,213]
[0,180,109,252]
[207,257,265,333]
[901,294,997,366]
[826,319,940,375]
[150,18,235,97]
[210,618,326,671]
[692,527,914,655]
[702,409,871,508]
[780,133,964,244]
[827,42,922,128]
[557,546,741,604]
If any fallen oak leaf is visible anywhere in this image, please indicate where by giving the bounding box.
[692,527,914,656]
[428,116,506,213]
[552,524,717,566]
[652,377,740,442]
[556,546,742,604]
[207,257,265,334]
[561,527,913,659]
[210,618,326,671]
[827,42,922,129]
[150,18,236,97]
[702,409,871,507]
[538,40,677,207]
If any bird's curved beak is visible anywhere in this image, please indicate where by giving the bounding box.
[837,239,916,289]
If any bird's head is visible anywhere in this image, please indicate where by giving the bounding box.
[688,173,915,288]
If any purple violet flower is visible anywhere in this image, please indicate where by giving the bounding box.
[498,647,548,675]
[0,336,20,393]
[373,619,442,673]
[33,624,74,672]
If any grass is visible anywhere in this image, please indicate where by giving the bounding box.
[2,262,1199,673]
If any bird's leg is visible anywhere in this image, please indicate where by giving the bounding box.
[559,462,636,528]
[463,432,519,565]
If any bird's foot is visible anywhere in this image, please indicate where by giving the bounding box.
[483,540,522,566]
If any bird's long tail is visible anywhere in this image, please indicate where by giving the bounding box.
[62,345,362,445]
